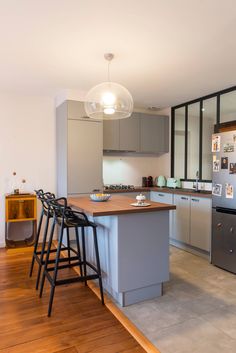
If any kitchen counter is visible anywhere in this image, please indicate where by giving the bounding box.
[68,194,176,217]
[68,195,174,307]
[104,186,212,198]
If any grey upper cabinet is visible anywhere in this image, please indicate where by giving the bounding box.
[140,115,169,153]
[119,113,140,151]
[103,112,169,154]
[103,120,120,151]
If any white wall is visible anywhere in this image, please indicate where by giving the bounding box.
[0,94,56,247]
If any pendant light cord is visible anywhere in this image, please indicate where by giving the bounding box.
[107,61,111,82]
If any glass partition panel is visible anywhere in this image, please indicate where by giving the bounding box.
[202,97,216,180]
[174,107,185,179]
[220,90,236,123]
[187,103,200,179]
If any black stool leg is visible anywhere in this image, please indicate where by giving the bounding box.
[48,225,64,317]
[66,228,71,265]
[35,214,50,290]
[81,227,87,286]
[29,209,43,277]
[39,219,55,298]
[75,227,83,276]
[93,227,104,305]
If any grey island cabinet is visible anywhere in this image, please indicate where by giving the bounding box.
[68,195,176,306]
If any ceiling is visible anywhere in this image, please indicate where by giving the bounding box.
[0,0,236,108]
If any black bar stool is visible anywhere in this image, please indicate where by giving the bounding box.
[29,190,76,290]
[29,190,55,289]
[39,197,104,317]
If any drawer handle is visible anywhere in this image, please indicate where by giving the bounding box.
[217,223,222,229]
[230,227,234,233]
[229,249,234,253]
[181,197,188,200]
[191,198,199,202]
[158,194,164,197]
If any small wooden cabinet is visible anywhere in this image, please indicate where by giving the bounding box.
[6,194,37,222]
[5,194,37,247]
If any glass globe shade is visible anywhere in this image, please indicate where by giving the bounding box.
[84,81,133,120]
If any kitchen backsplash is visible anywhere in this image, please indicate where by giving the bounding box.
[103,156,212,190]
[103,154,170,186]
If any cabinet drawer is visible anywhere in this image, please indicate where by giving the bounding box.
[150,191,173,204]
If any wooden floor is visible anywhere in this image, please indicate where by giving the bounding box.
[0,247,146,353]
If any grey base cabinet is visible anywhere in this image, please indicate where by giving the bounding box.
[150,191,212,253]
[172,194,191,244]
[190,197,211,252]
[171,194,212,253]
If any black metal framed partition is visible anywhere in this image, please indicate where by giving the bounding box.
[171,85,236,182]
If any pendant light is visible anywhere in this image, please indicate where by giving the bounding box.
[84,53,133,120]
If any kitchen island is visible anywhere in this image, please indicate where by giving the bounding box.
[68,195,176,306]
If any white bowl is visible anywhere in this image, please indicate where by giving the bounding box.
[90,193,111,202]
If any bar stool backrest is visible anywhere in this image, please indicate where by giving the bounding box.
[35,190,56,218]
[47,198,90,228]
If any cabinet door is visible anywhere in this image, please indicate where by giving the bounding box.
[150,191,173,237]
[172,194,190,243]
[190,197,212,252]
[67,119,103,194]
[140,115,169,153]
[103,120,120,151]
[119,113,140,151]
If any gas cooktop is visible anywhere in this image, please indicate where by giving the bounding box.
[104,184,135,190]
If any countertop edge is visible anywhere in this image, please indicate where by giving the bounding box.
[104,187,212,198]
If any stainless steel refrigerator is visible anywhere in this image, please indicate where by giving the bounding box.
[212,130,236,273]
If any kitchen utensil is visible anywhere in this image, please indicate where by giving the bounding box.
[90,193,111,202]
[142,177,147,187]
[166,178,181,188]
[157,175,166,187]
[130,202,151,207]
[136,193,146,205]
[147,176,153,187]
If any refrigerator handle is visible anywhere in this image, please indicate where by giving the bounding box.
[216,207,236,215]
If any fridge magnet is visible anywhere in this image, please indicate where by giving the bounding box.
[229,163,236,174]
[212,183,222,196]
[213,159,220,172]
[226,183,234,199]
[223,143,234,153]
[221,157,228,169]
[212,135,220,152]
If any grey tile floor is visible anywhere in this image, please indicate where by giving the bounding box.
[120,246,236,353]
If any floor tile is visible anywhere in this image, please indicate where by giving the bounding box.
[118,246,236,353]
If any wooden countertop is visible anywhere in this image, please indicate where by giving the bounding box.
[105,187,212,199]
[68,195,176,217]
